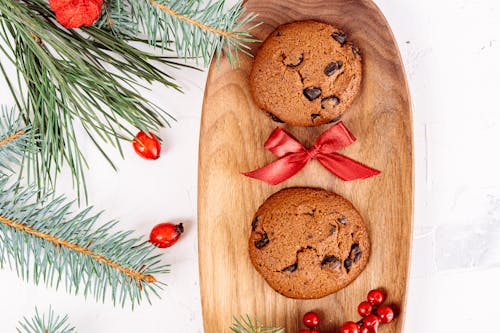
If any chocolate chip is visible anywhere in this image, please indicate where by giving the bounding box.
[351,45,361,57]
[283,53,303,67]
[321,96,340,109]
[328,115,342,124]
[332,31,346,45]
[344,258,353,272]
[328,224,337,236]
[281,262,298,273]
[254,232,269,249]
[277,31,283,36]
[251,216,259,231]
[269,113,284,123]
[321,255,341,269]
[337,216,347,225]
[350,243,362,261]
[324,61,343,76]
[311,113,321,121]
[303,87,322,101]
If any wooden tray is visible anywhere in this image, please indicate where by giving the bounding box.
[198,0,413,332]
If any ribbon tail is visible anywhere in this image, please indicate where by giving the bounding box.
[316,153,380,181]
[242,153,310,185]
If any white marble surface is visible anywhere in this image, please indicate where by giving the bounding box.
[1,0,499,331]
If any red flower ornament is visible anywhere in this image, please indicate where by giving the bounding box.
[50,0,102,28]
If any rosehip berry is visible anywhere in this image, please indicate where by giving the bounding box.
[357,301,373,317]
[376,305,395,323]
[303,312,320,328]
[340,321,359,333]
[149,222,184,248]
[310,330,321,333]
[298,330,310,333]
[363,315,381,329]
[367,289,385,305]
[132,131,161,160]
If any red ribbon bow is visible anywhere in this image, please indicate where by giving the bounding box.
[242,122,380,185]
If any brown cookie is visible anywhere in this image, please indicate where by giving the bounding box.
[248,187,370,299]
[250,20,363,126]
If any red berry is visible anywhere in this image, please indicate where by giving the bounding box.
[376,305,395,323]
[303,312,320,328]
[359,326,377,333]
[367,289,385,305]
[310,330,320,333]
[363,315,381,329]
[340,321,359,333]
[357,301,373,317]
[149,223,184,248]
[298,330,310,333]
[133,131,161,160]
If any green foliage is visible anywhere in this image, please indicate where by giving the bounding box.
[0,0,188,198]
[100,0,260,66]
[0,0,258,199]
[17,308,76,333]
[0,107,30,176]
[230,315,284,333]
[0,109,169,307]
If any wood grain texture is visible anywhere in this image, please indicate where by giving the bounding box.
[198,0,413,332]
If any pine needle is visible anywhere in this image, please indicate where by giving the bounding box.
[17,307,76,333]
[0,109,169,307]
[0,107,31,176]
[0,0,189,200]
[0,178,169,307]
[104,0,261,66]
[230,315,284,333]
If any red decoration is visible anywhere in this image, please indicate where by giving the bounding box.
[362,315,380,330]
[133,131,161,160]
[303,311,320,328]
[367,289,385,305]
[340,322,359,333]
[376,306,394,323]
[149,223,184,248]
[359,327,376,333]
[341,289,396,333]
[242,122,380,185]
[49,0,102,28]
[357,301,373,317]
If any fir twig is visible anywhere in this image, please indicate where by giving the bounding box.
[0,0,190,199]
[230,315,284,333]
[0,177,169,307]
[0,107,168,306]
[0,113,167,306]
[108,0,260,66]
[17,307,77,333]
[0,107,30,176]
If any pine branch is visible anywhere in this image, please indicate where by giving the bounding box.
[109,0,260,66]
[0,107,30,176]
[17,307,77,333]
[0,0,191,199]
[0,175,169,307]
[230,316,284,333]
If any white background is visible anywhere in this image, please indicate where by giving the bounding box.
[1,0,500,332]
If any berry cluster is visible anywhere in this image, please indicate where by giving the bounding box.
[340,289,395,333]
[298,312,321,333]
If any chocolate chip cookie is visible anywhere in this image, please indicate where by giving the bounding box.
[250,20,363,126]
[249,187,370,299]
